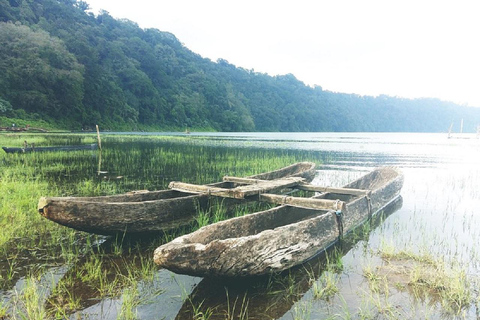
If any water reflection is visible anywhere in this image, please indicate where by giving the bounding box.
[2,132,479,319]
[44,235,156,316]
[175,197,403,320]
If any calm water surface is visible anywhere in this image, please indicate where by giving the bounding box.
[8,132,480,319]
[76,132,480,319]
[188,133,480,319]
[80,133,480,319]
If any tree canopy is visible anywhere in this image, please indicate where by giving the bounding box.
[0,0,479,132]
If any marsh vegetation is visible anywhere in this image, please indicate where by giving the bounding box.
[0,132,479,319]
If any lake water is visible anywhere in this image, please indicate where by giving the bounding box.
[168,132,480,319]
[5,132,480,319]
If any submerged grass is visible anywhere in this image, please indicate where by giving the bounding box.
[2,132,476,319]
[355,240,479,319]
[373,244,475,315]
[0,132,321,318]
[309,250,343,301]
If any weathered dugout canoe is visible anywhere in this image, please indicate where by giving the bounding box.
[2,143,97,153]
[174,198,403,320]
[153,167,404,277]
[38,162,316,235]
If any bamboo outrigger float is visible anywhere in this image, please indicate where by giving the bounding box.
[38,162,316,235]
[153,167,404,277]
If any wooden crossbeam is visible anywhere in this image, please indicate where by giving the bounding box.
[169,178,348,210]
[237,177,304,196]
[168,182,237,197]
[168,177,305,199]
[222,176,370,196]
[223,176,266,184]
[258,193,345,210]
[296,184,371,196]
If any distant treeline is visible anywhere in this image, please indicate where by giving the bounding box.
[1,0,479,132]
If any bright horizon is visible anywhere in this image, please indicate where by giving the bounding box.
[86,0,480,107]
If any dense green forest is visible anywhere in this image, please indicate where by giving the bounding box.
[1,0,479,132]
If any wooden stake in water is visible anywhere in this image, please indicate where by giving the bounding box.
[96,125,102,150]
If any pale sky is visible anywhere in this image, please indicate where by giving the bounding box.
[86,0,480,107]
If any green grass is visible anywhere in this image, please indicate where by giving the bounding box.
[4,132,475,319]
[0,115,63,131]
[375,245,474,315]
[0,132,321,318]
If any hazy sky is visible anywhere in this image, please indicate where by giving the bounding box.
[86,0,480,107]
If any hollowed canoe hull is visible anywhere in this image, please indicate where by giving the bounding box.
[153,167,404,277]
[38,162,316,235]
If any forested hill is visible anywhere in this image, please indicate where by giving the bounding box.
[1,0,480,132]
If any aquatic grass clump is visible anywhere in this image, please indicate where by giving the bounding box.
[309,250,343,301]
[0,301,7,319]
[45,244,161,317]
[119,283,140,320]
[10,275,48,320]
[0,172,51,249]
[362,264,385,294]
[0,133,96,149]
[364,246,476,316]
[47,279,82,318]
[225,289,249,320]
[195,209,211,229]
[311,271,340,301]
[192,199,275,232]
[292,301,313,320]
[0,157,96,290]
[188,298,214,320]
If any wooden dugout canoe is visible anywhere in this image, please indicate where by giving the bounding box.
[2,143,97,153]
[38,162,316,235]
[153,167,404,277]
[174,198,404,320]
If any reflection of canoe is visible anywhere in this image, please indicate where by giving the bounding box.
[154,167,404,277]
[2,143,97,153]
[38,162,316,235]
[175,197,403,320]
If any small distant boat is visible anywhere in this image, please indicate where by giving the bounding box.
[153,167,404,277]
[2,143,98,154]
[38,162,316,235]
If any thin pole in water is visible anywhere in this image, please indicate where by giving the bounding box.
[96,124,102,150]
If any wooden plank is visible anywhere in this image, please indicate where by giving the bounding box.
[258,193,345,210]
[296,184,371,196]
[236,177,305,197]
[223,176,370,196]
[169,177,305,199]
[168,182,239,198]
[223,176,266,184]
